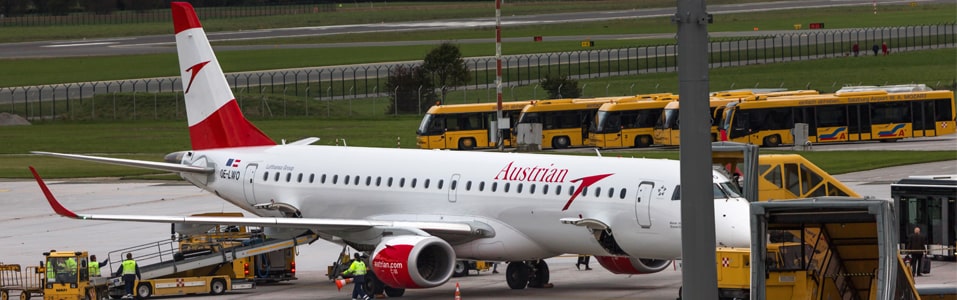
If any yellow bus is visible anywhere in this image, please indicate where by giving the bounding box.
[586,93,677,149]
[514,97,621,149]
[719,84,956,147]
[416,101,532,150]
[653,90,820,146]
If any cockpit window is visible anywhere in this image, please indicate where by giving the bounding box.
[719,182,743,198]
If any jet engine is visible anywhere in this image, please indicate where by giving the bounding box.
[594,256,672,274]
[370,235,456,289]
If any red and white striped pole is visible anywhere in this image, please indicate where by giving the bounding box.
[495,0,505,149]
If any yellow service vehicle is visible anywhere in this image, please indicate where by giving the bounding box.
[0,262,44,300]
[711,243,814,300]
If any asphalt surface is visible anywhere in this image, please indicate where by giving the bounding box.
[0,0,950,59]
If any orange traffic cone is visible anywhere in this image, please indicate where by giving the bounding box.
[454,282,461,300]
[335,278,354,291]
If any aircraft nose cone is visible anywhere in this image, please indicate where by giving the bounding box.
[715,198,751,248]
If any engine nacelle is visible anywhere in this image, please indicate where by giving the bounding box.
[370,235,456,289]
[594,256,671,274]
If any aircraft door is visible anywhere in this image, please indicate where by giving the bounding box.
[448,174,461,203]
[635,181,654,228]
[244,164,258,205]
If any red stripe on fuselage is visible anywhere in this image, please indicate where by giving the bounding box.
[188,100,274,150]
[172,2,203,34]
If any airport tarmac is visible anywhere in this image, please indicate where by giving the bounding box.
[0,160,954,299]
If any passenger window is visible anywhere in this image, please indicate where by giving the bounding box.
[366,176,372,186]
[332,175,338,184]
[274,172,280,182]
[491,182,498,192]
[556,185,562,195]
[297,173,303,183]
[517,183,523,193]
[582,187,588,197]
[438,180,444,189]
[619,188,627,199]
[400,178,406,188]
[569,185,575,196]
[504,182,510,193]
[607,188,614,198]
[543,185,549,195]
[321,174,327,184]
[285,173,291,182]
[411,178,417,188]
[530,184,536,194]
[376,176,382,186]
[344,175,350,184]
[354,175,360,185]
[466,181,472,191]
[263,172,269,181]
[388,177,394,187]
[594,187,601,197]
[451,180,458,190]
[424,179,430,189]
[309,174,315,183]
[479,181,485,191]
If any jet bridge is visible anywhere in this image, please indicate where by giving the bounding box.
[750,198,920,300]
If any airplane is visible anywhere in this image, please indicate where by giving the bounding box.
[29,2,751,297]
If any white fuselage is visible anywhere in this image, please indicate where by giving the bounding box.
[181,145,751,261]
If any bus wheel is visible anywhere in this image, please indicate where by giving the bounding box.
[635,135,652,148]
[552,136,570,149]
[457,138,476,150]
[762,135,781,147]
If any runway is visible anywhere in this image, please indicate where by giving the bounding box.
[0,157,953,299]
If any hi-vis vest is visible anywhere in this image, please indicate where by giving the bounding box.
[121,260,137,275]
[89,261,100,277]
[345,260,367,276]
[46,261,54,279]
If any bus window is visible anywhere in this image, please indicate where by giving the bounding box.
[816,105,847,127]
[871,102,910,124]
[418,114,446,135]
[785,164,800,196]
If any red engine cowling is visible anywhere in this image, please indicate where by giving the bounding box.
[594,256,672,274]
[370,235,456,289]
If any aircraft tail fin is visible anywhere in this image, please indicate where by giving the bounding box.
[172,2,275,150]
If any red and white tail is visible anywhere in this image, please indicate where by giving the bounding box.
[172,2,274,150]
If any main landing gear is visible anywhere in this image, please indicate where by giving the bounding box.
[505,260,551,289]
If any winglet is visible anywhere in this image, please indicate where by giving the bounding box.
[29,166,79,219]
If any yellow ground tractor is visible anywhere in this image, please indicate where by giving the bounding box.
[712,243,815,300]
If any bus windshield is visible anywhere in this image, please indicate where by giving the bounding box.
[720,102,738,131]
[417,114,444,135]
[592,111,621,133]
[659,109,679,129]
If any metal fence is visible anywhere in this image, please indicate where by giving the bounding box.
[2,24,954,121]
[0,3,337,26]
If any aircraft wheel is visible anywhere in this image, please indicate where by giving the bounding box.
[505,262,529,289]
[384,287,405,297]
[364,273,385,296]
[552,136,570,149]
[136,283,152,299]
[527,260,550,288]
[209,278,227,295]
[635,135,652,148]
[762,135,781,147]
[457,138,476,150]
[453,261,470,277]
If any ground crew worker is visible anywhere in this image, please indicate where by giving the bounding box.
[65,256,77,277]
[45,250,56,282]
[89,255,101,277]
[342,253,369,300]
[115,253,141,299]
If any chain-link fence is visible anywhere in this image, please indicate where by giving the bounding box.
[1,24,954,121]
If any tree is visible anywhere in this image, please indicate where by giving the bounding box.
[540,73,581,99]
[386,65,437,115]
[420,42,470,104]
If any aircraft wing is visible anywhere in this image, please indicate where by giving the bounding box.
[30,167,490,241]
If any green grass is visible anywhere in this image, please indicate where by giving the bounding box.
[0,0,807,43]
[0,3,953,87]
